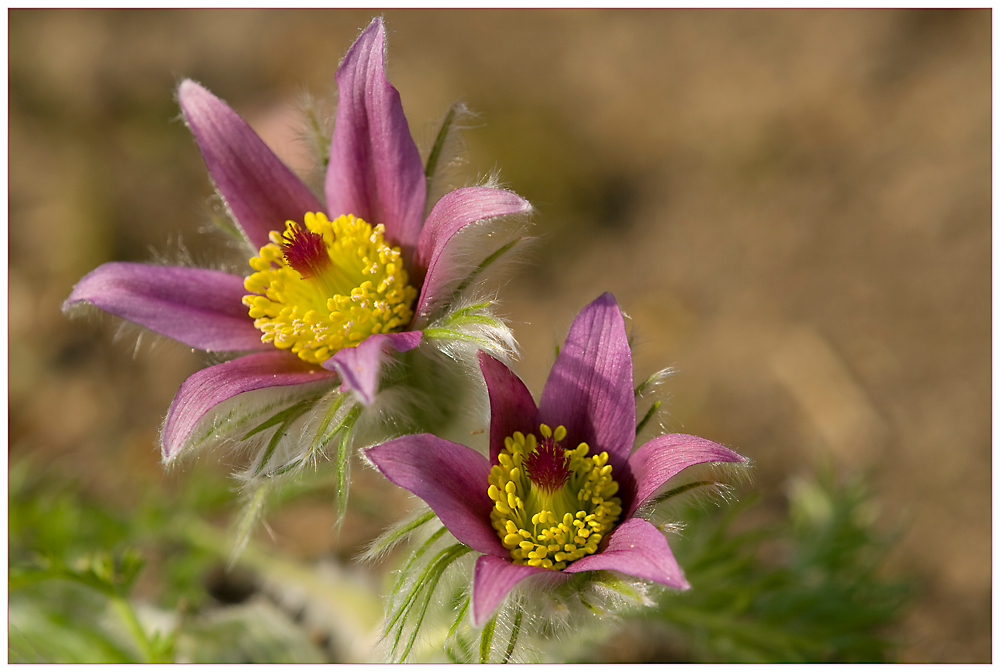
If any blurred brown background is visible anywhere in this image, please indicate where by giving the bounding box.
[9,9,991,662]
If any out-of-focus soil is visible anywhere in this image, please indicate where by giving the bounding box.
[9,9,991,662]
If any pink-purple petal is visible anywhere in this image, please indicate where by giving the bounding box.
[538,293,636,473]
[478,351,539,463]
[178,79,324,250]
[563,517,689,590]
[322,331,422,405]
[625,433,747,519]
[325,18,425,264]
[63,262,265,352]
[412,186,532,316]
[162,351,334,460]
[366,435,506,558]
[472,554,554,627]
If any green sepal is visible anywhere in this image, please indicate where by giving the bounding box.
[422,301,510,348]
[384,540,472,662]
[452,238,523,298]
[502,605,524,663]
[421,327,495,347]
[364,509,437,562]
[333,405,362,522]
[479,612,497,663]
[425,104,458,187]
[243,396,321,478]
[636,400,662,435]
[386,526,448,619]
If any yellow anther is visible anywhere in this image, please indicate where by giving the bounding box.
[242,213,416,365]
[487,422,622,571]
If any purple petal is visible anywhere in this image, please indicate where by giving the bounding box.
[178,79,324,250]
[412,187,531,317]
[472,554,554,627]
[162,351,334,461]
[564,517,689,589]
[366,434,506,557]
[325,17,425,265]
[478,352,539,463]
[322,331,422,405]
[538,293,635,473]
[63,262,265,352]
[625,433,747,519]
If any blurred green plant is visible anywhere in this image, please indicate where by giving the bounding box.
[9,455,910,663]
[10,461,172,663]
[8,459,333,663]
[626,470,912,663]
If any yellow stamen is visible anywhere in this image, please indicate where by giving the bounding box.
[487,424,622,570]
[242,212,418,364]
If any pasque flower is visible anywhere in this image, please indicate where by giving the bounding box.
[62,18,531,475]
[368,293,747,627]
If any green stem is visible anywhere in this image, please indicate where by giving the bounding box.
[425,105,457,186]
[452,238,521,298]
[308,392,347,455]
[369,510,437,559]
[479,613,498,663]
[334,405,362,521]
[110,594,164,663]
[421,327,493,347]
[636,400,661,435]
[447,594,472,642]
[502,605,523,663]
[387,526,448,617]
[649,480,718,507]
[398,545,471,661]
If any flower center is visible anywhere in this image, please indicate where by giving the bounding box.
[487,424,622,570]
[242,212,418,364]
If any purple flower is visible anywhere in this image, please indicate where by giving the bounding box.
[62,18,531,466]
[368,293,747,626]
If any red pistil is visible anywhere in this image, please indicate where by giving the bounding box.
[280,222,332,279]
[523,435,571,493]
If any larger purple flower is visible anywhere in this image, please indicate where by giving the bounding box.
[62,18,531,467]
[368,293,747,626]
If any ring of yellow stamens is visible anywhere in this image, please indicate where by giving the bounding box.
[242,212,418,364]
[487,424,622,570]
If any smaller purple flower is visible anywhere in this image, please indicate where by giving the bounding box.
[368,293,748,626]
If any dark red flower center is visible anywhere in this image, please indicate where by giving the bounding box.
[280,221,332,279]
[522,434,571,493]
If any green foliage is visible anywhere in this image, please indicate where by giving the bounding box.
[9,452,910,664]
[647,472,911,662]
[7,459,335,663]
[9,463,177,663]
